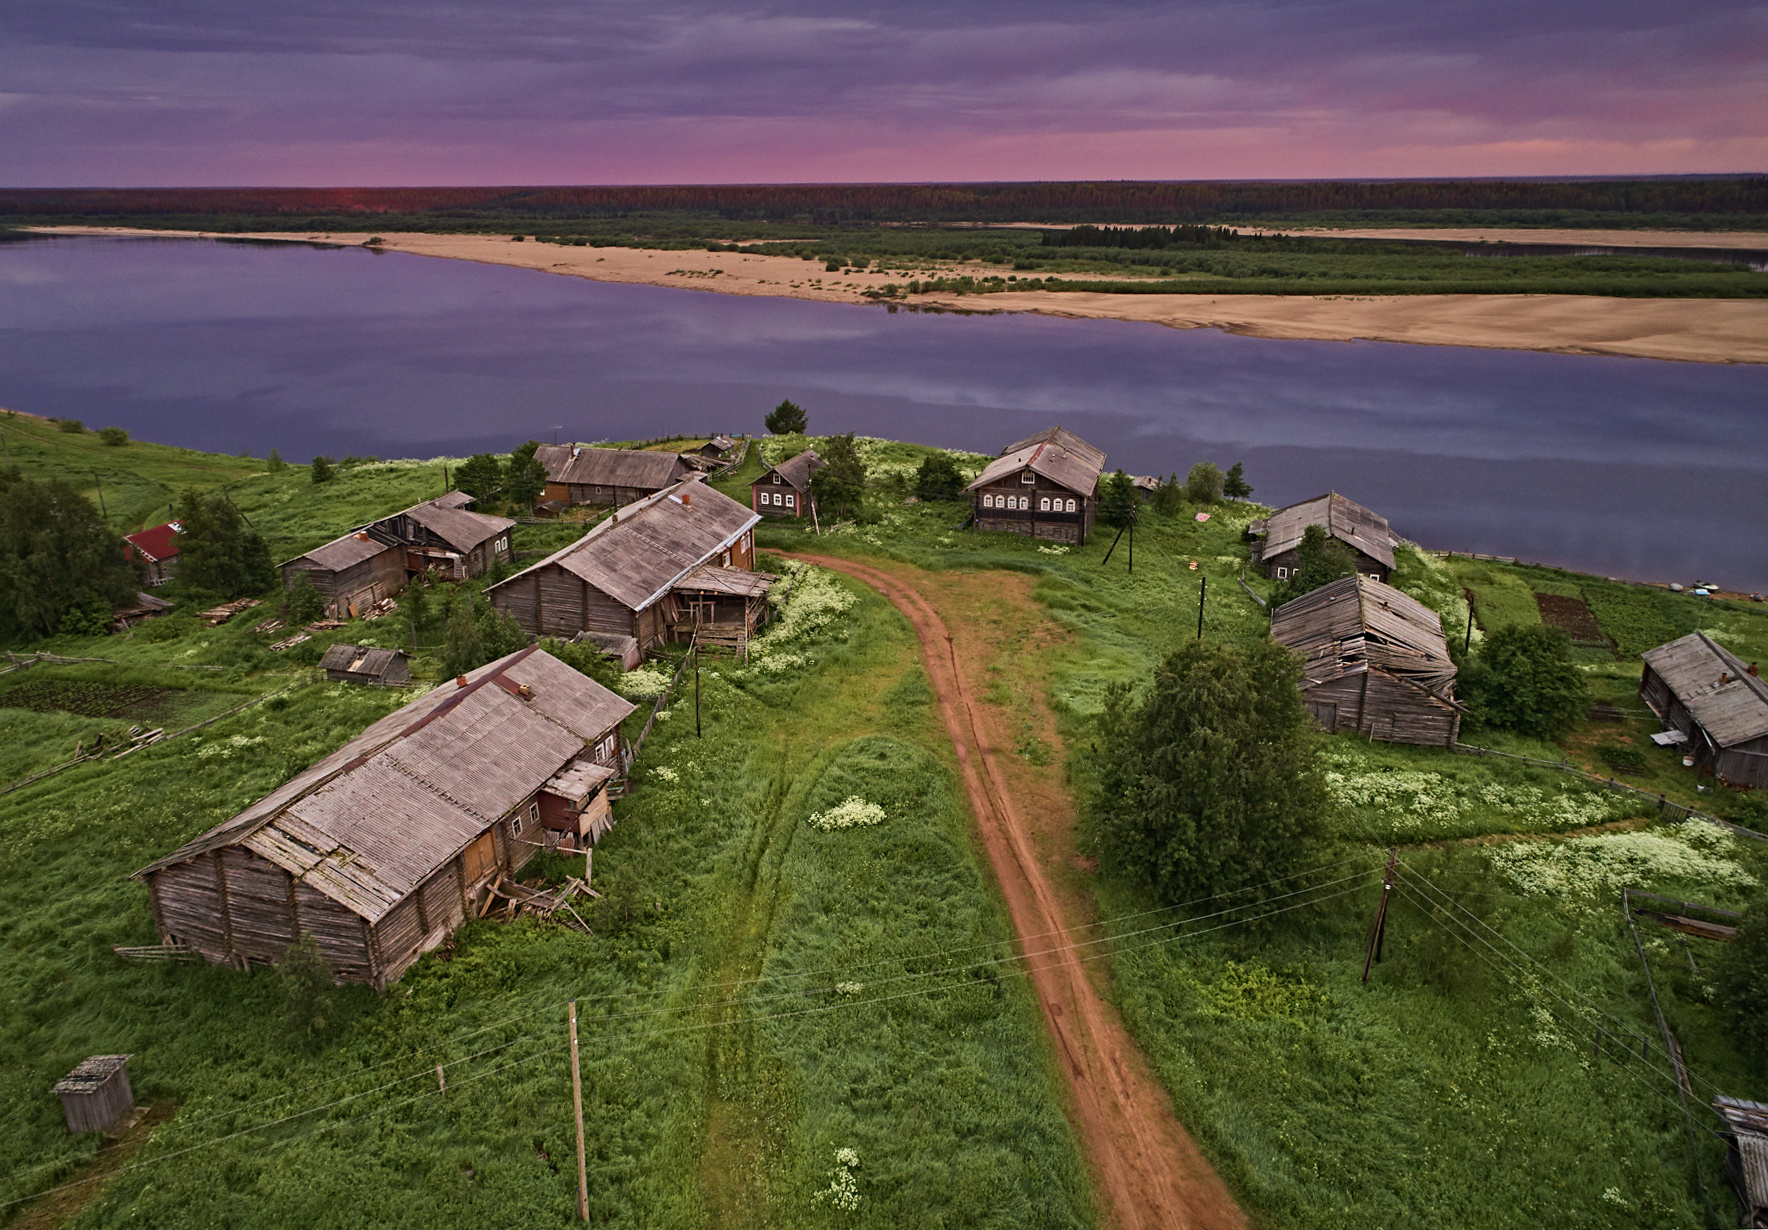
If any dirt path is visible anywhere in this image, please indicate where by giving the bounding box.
[794,554,1249,1230]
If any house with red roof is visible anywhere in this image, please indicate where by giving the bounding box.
[123,522,183,587]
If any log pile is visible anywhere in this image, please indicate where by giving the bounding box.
[199,598,262,626]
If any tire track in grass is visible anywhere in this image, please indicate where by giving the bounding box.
[793,553,1250,1230]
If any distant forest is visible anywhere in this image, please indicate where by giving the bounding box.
[3,178,1766,229]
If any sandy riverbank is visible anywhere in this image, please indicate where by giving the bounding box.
[30,226,1768,364]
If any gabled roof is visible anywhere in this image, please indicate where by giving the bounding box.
[1643,632,1768,747]
[391,499,514,553]
[124,522,182,562]
[706,435,736,452]
[536,444,690,490]
[757,449,824,489]
[1272,575,1461,703]
[1255,492,1397,571]
[489,477,761,614]
[318,643,407,677]
[965,425,1106,497]
[430,490,476,510]
[135,647,637,923]
[293,531,395,573]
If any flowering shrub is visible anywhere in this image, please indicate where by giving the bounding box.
[811,1148,862,1211]
[196,734,265,760]
[835,981,862,996]
[617,665,672,699]
[1037,544,1070,556]
[745,562,856,674]
[808,797,886,831]
[1490,821,1758,899]
[650,766,679,783]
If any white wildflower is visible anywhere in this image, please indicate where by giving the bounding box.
[835,982,862,996]
[1490,822,1757,898]
[808,797,886,832]
[812,1148,862,1212]
[1037,544,1069,556]
[651,766,679,783]
[617,665,672,699]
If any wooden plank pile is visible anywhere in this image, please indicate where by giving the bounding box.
[269,632,312,652]
[304,619,346,631]
[199,598,261,626]
[359,598,399,622]
[482,874,597,933]
[253,618,286,635]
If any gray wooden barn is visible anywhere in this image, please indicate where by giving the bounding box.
[966,426,1105,545]
[133,646,636,989]
[489,477,771,655]
[318,644,411,686]
[1250,492,1398,584]
[1271,574,1465,747]
[53,1055,134,1134]
[1640,632,1768,788]
[537,445,691,507]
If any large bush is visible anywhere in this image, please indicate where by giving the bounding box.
[176,487,275,599]
[1715,894,1768,1055]
[0,473,141,637]
[1460,623,1587,739]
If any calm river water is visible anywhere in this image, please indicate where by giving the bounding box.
[2,235,1765,589]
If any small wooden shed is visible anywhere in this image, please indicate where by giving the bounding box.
[965,426,1106,545]
[536,445,691,507]
[53,1055,134,1134]
[122,523,183,587]
[1271,574,1465,747]
[318,644,411,686]
[1641,632,1768,788]
[1249,492,1398,584]
[699,435,737,461]
[751,450,825,519]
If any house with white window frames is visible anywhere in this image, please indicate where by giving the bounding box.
[751,450,824,520]
[965,426,1105,545]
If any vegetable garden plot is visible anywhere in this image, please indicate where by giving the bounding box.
[0,679,175,719]
[1533,592,1612,649]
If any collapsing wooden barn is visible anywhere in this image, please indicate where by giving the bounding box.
[488,476,772,656]
[1640,632,1768,789]
[318,644,411,686]
[133,646,636,989]
[1249,492,1398,584]
[1271,574,1465,747]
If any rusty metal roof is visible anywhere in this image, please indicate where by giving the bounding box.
[490,477,760,614]
[758,449,824,489]
[965,425,1106,497]
[1272,575,1461,703]
[537,444,690,490]
[1643,633,1768,747]
[134,647,637,924]
[1256,492,1397,570]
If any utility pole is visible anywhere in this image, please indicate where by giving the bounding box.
[1127,521,1133,573]
[1464,602,1474,655]
[92,471,107,519]
[569,1000,588,1221]
[1102,522,1126,565]
[1362,848,1398,984]
[694,636,702,739]
[1196,573,1207,640]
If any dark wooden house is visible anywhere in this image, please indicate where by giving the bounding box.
[536,445,691,507]
[122,522,183,587]
[1250,492,1397,584]
[965,426,1106,545]
[489,477,771,655]
[53,1055,134,1135]
[318,644,411,686]
[133,647,636,989]
[699,435,737,461]
[1640,632,1768,788]
[751,450,824,519]
[279,495,514,617]
[1714,1096,1768,1227]
[1271,575,1465,747]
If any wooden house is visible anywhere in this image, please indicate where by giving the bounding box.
[1640,632,1768,788]
[751,450,824,519]
[53,1055,134,1135]
[699,435,737,461]
[1714,1097,1768,1227]
[1271,575,1465,747]
[536,445,691,507]
[122,522,182,587]
[1249,493,1397,583]
[133,646,636,989]
[965,426,1106,545]
[318,644,411,686]
[489,477,771,656]
[279,495,514,617]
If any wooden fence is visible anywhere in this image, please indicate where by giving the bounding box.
[611,645,698,795]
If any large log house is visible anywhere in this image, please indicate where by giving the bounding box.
[965,426,1106,545]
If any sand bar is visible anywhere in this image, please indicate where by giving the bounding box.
[29,226,1768,365]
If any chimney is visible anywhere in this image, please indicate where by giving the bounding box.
[455,675,468,688]
[1720,672,1729,686]
[1750,663,1760,677]
[682,489,691,508]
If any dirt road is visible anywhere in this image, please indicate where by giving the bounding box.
[795,554,1249,1230]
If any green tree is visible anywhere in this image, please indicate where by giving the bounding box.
[1151,473,1184,517]
[1223,461,1252,500]
[1459,624,1587,740]
[913,453,965,502]
[1184,461,1225,504]
[455,453,504,501]
[765,399,808,435]
[266,448,287,473]
[539,636,624,693]
[1272,523,1358,606]
[441,593,529,678]
[279,933,336,1041]
[97,426,129,447]
[1715,893,1768,1055]
[310,456,335,484]
[0,474,141,637]
[1098,469,1139,531]
[1092,639,1328,904]
[504,440,548,510]
[810,433,866,520]
[59,590,115,636]
[284,570,325,624]
[176,488,274,599]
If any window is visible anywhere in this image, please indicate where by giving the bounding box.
[722,550,731,567]
[1368,573,1381,582]
[1039,497,1051,511]
[495,536,508,553]
[772,473,780,484]
[1020,471,1035,484]
[1019,496,1029,510]
[1065,499,1076,512]
[983,494,994,508]
[1276,567,1289,579]
[785,493,795,507]
[516,802,538,835]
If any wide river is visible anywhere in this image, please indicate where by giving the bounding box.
[3,235,1765,589]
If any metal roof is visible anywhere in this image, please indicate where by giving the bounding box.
[536,444,689,490]
[393,500,514,553]
[1716,1098,1768,1223]
[1272,575,1461,703]
[134,647,637,924]
[1642,633,1768,747]
[1254,492,1397,570]
[123,522,182,562]
[965,425,1106,497]
[758,449,825,489]
[490,477,760,614]
[318,644,407,677]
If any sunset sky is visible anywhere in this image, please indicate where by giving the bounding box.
[3,0,1764,186]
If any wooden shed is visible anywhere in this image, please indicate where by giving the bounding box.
[53,1055,134,1135]
[1271,574,1465,747]
[1249,492,1398,583]
[699,435,737,461]
[279,495,514,616]
[536,445,691,507]
[1640,632,1768,788]
[751,450,824,519]
[1714,1097,1768,1228]
[318,644,411,686]
[122,522,182,587]
[965,426,1105,545]
[489,477,770,656]
[133,646,636,989]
